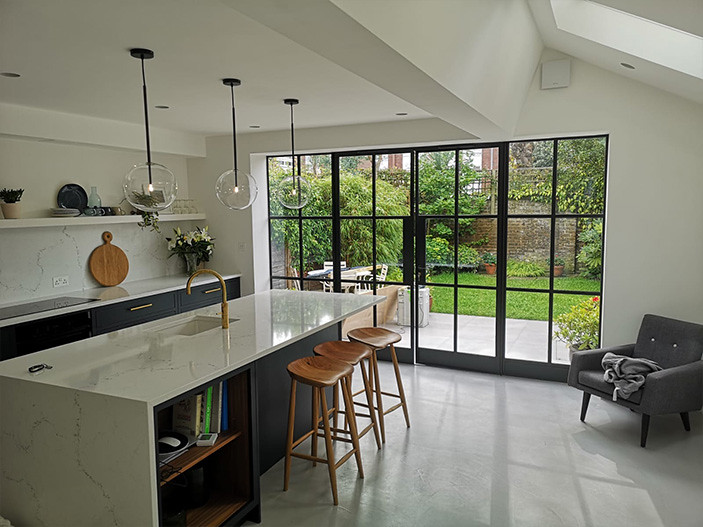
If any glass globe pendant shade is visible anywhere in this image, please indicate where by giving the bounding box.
[276,175,311,210]
[215,168,258,210]
[123,162,178,212]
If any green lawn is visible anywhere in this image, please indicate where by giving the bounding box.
[428,272,600,321]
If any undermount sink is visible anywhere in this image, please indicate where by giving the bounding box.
[156,316,238,337]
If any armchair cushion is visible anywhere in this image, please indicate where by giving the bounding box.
[578,370,643,404]
[634,314,703,368]
[567,343,635,388]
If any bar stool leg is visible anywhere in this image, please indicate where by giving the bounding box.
[389,344,410,428]
[341,375,364,478]
[333,382,340,440]
[320,387,338,505]
[311,385,319,466]
[371,350,386,443]
[284,379,297,491]
[360,358,381,448]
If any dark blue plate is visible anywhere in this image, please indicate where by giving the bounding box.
[57,184,88,210]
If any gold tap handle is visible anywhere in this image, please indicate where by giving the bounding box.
[221,302,229,329]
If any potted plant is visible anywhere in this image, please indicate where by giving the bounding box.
[0,188,24,219]
[552,256,565,277]
[482,252,497,275]
[167,226,215,275]
[554,296,600,360]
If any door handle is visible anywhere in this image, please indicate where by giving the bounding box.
[203,288,222,294]
[129,303,153,311]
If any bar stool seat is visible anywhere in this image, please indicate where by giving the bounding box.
[347,327,410,443]
[284,355,363,505]
[314,341,381,449]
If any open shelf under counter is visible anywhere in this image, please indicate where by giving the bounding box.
[0,213,206,229]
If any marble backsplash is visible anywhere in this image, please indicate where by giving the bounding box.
[0,221,200,304]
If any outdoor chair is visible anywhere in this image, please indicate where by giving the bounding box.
[568,314,703,447]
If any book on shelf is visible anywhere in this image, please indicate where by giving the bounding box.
[201,385,214,434]
[172,393,202,438]
[221,380,229,432]
[210,382,223,434]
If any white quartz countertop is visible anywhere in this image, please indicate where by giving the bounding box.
[0,290,383,406]
[0,273,241,328]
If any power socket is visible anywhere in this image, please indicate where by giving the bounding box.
[52,276,69,288]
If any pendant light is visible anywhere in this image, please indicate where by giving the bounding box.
[277,98,310,210]
[123,48,177,212]
[215,78,258,210]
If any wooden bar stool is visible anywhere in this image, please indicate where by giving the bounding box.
[284,355,364,505]
[314,341,382,449]
[347,327,410,443]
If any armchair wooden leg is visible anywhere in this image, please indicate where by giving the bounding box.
[680,412,691,432]
[580,392,591,422]
[640,414,650,448]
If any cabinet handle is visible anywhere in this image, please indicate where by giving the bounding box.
[204,288,221,294]
[129,303,153,311]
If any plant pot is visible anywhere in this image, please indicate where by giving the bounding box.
[1,202,21,219]
[484,263,496,275]
[553,265,564,277]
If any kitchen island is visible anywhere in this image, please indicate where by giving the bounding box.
[0,289,383,526]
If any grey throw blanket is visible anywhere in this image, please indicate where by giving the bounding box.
[602,352,662,401]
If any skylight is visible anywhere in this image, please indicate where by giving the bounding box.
[550,0,703,79]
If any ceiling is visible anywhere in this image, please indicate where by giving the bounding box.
[1,0,701,140]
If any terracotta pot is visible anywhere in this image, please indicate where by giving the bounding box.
[1,202,21,219]
[484,263,496,275]
[553,265,564,277]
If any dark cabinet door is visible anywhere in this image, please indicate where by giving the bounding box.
[178,277,241,313]
[92,292,178,335]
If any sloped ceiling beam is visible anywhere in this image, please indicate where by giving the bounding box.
[226,0,544,140]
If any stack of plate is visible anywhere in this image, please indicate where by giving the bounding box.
[51,208,81,217]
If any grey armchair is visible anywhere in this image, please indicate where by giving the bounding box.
[568,314,703,447]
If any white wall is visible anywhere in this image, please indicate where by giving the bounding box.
[515,50,703,344]
[0,137,200,303]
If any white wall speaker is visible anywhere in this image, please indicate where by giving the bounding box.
[541,59,571,89]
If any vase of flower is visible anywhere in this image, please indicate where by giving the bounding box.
[183,252,199,275]
[166,226,215,275]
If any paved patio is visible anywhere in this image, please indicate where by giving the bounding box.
[380,312,571,364]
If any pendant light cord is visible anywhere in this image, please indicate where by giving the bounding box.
[231,85,239,185]
[140,57,153,184]
[289,103,301,206]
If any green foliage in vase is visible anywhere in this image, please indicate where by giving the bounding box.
[481,252,497,264]
[0,188,24,203]
[166,226,215,264]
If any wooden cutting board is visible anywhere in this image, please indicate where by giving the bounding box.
[89,231,129,286]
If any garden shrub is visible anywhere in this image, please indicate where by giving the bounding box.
[458,246,480,268]
[506,259,547,277]
[425,236,451,265]
[577,221,603,279]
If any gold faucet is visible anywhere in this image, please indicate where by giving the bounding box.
[186,269,229,329]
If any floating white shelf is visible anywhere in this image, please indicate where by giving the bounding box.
[0,213,206,230]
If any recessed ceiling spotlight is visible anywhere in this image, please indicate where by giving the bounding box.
[154,105,169,109]
[249,125,261,129]
[0,72,21,78]
[620,62,635,70]
[395,112,408,116]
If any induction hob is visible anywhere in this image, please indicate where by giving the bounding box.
[0,297,98,321]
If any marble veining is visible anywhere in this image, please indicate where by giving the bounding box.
[0,220,203,305]
[0,290,383,406]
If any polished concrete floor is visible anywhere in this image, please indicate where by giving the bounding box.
[248,362,703,527]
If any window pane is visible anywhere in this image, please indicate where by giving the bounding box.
[556,137,606,214]
[377,153,411,217]
[553,293,601,364]
[459,217,494,275]
[506,218,550,290]
[302,219,332,275]
[268,156,298,217]
[505,291,549,362]
[418,151,455,216]
[553,218,602,292]
[340,155,372,216]
[459,148,498,216]
[425,218,454,284]
[420,285,452,351]
[300,154,332,217]
[457,288,496,356]
[376,219,404,284]
[270,219,299,277]
[508,140,553,214]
